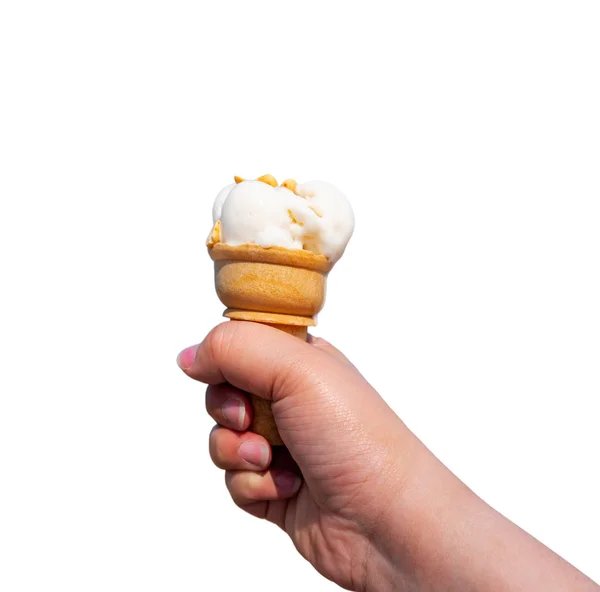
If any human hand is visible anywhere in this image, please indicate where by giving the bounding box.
[177,322,599,592]
[178,321,415,590]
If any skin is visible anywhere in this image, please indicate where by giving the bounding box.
[177,321,599,592]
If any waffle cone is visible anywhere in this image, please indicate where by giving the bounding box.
[208,242,332,445]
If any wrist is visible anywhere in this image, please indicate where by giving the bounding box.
[365,435,481,591]
[364,437,596,592]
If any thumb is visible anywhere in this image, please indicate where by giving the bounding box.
[178,320,344,404]
[178,321,403,457]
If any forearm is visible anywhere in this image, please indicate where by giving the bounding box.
[371,441,598,591]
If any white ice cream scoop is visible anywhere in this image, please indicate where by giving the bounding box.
[209,175,354,262]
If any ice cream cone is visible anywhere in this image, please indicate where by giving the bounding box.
[208,242,333,445]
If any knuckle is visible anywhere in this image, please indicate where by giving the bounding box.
[204,385,214,411]
[224,471,240,500]
[225,471,261,506]
[209,426,227,468]
[206,322,238,366]
[205,384,221,415]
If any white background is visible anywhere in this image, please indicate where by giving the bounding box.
[1,1,599,590]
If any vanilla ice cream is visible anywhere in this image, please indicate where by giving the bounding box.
[208,175,354,262]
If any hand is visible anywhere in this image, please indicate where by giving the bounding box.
[178,322,599,592]
[179,321,412,589]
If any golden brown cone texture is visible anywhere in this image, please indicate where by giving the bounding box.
[208,243,331,445]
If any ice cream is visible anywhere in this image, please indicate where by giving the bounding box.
[206,174,354,445]
[208,175,354,262]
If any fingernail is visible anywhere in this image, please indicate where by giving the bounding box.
[177,344,198,370]
[222,397,245,429]
[238,440,269,468]
[273,471,301,494]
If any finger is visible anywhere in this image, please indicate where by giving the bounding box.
[209,425,271,471]
[205,383,252,431]
[223,449,299,530]
[225,469,302,507]
[176,321,345,402]
[234,498,292,529]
